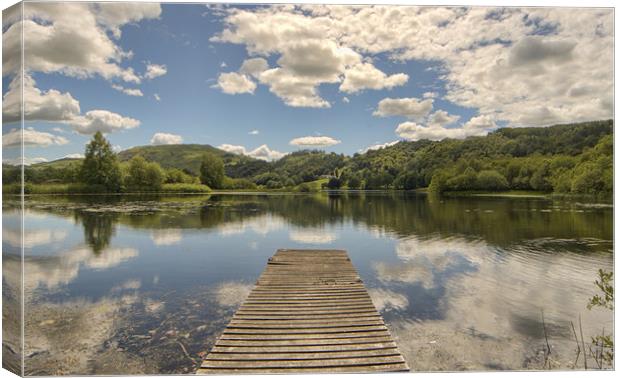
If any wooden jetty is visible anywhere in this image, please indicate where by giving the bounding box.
[197,249,409,374]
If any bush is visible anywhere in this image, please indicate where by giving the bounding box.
[165,168,198,184]
[124,155,165,191]
[297,183,312,192]
[221,177,257,190]
[325,177,342,189]
[161,183,211,193]
[347,175,361,189]
[445,167,477,191]
[265,179,283,189]
[254,172,284,186]
[476,170,509,191]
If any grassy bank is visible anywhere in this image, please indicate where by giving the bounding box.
[441,190,549,198]
[3,183,212,195]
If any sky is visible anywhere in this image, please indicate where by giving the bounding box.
[1,2,614,165]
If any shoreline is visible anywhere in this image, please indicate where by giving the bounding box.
[3,187,612,203]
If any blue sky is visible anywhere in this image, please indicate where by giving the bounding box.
[2,3,613,164]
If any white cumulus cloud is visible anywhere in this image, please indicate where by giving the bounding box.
[340,62,408,93]
[218,143,285,161]
[240,57,269,77]
[2,156,49,166]
[360,140,399,153]
[211,11,408,107]
[289,136,341,147]
[144,63,167,80]
[150,133,183,145]
[3,127,69,148]
[374,97,434,119]
[396,114,497,141]
[210,5,611,125]
[248,144,285,161]
[111,84,144,97]
[4,2,160,82]
[70,110,140,135]
[2,74,141,136]
[3,74,81,124]
[215,72,257,94]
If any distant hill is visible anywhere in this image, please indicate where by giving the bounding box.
[117,144,270,178]
[30,158,82,169]
[13,119,612,194]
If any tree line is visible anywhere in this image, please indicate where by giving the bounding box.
[3,119,613,195]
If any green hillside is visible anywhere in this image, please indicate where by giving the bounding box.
[117,144,269,178]
[30,157,83,169]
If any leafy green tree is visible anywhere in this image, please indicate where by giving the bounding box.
[530,161,553,191]
[254,172,285,186]
[347,175,361,189]
[326,177,342,189]
[165,168,197,184]
[393,172,419,190]
[80,131,122,191]
[476,170,509,191]
[446,167,477,191]
[265,179,283,189]
[429,170,450,194]
[200,152,225,189]
[145,161,165,191]
[124,155,165,191]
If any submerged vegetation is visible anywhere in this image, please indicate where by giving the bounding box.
[2,120,613,195]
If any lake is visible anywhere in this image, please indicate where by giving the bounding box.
[2,192,613,374]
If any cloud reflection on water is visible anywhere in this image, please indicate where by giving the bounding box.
[368,288,409,312]
[150,229,183,246]
[5,246,139,293]
[289,229,338,244]
[213,281,253,307]
[4,227,68,248]
[374,235,613,371]
[216,214,285,236]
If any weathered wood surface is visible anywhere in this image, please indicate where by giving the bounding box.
[197,249,409,374]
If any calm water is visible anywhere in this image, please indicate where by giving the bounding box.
[2,192,613,374]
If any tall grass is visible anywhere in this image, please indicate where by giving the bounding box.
[160,183,211,193]
[3,183,211,195]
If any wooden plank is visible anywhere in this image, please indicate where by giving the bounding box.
[228,320,385,327]
[218,331,392,340]
[232,314,382,321]
[196,363,409,374]
[201,355,405,368]
[197,249,409,374]
[214,336,395,347]
[223,326,388,334]
[210,343,398,353]
[205,349,401,360]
